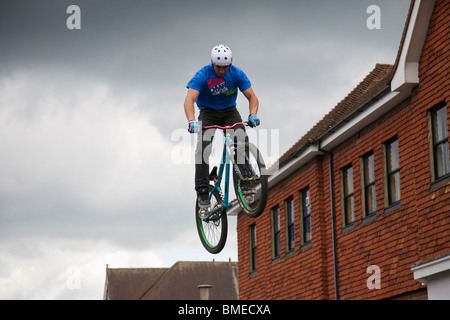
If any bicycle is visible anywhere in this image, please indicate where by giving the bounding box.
[195,122,268,254]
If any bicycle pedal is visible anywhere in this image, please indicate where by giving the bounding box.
[199,208,209,220]
[244,195,255,204]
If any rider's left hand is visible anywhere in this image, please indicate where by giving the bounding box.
[248,114,260,128]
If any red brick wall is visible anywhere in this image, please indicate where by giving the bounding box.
[237,0,449,300]
[237,158,333,299]
[329,97,424,300]
[413,0,450,264]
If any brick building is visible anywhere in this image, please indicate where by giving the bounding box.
[233,0,449,300]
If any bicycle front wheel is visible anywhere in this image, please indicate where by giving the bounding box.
[195,185,228,254]
[233,142,268,218]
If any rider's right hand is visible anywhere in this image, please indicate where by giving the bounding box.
[188,120,201,133]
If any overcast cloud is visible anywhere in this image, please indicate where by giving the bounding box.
[0,0,410,299]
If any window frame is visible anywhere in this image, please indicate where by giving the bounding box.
[271,206,281,260]
[285,196,295,252]
[360,152,377,218]
[429,103,450,181]
[299,187,312,245]
[341,164,355,227]
[383,137,401,207]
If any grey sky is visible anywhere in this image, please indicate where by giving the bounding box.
[0,0,410,299]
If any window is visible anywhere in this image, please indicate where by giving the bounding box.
[300,188,311,244]
[285,197,295,252]
[430,104,449,180]
[361,152,376,217]
[342,165,355,226]
[384,138,401,205]
[249,224,257,273]
[271,206,281,259]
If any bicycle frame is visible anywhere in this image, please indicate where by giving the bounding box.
[212,132,233,209]
[202,122,247,220]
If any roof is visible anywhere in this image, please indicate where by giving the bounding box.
[276,0,419,168]
[104,267,168,300]
[104,261,239,300]
[278,63,394,167]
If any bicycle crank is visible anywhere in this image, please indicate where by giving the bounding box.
[199,205,223,222]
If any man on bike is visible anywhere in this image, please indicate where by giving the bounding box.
[184,44,260,208]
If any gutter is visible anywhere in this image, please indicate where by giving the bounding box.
[318,89,409,151]
[316,85,391,143]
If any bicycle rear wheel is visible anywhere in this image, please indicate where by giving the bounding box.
[233,142,268,218]
[195,185,228,254]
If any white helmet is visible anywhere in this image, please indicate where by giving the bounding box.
[211,44,233,66]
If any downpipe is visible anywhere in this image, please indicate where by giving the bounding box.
[319,145,340,300]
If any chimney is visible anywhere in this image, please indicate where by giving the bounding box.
[197,284,212,300]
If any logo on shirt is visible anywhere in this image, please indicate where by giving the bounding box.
[208,78,231,96]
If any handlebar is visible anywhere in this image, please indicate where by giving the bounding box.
[203,122,248,131]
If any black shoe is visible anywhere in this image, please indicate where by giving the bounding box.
[197,188,210,208]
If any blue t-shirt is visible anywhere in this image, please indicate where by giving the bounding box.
[186,64,252,110]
